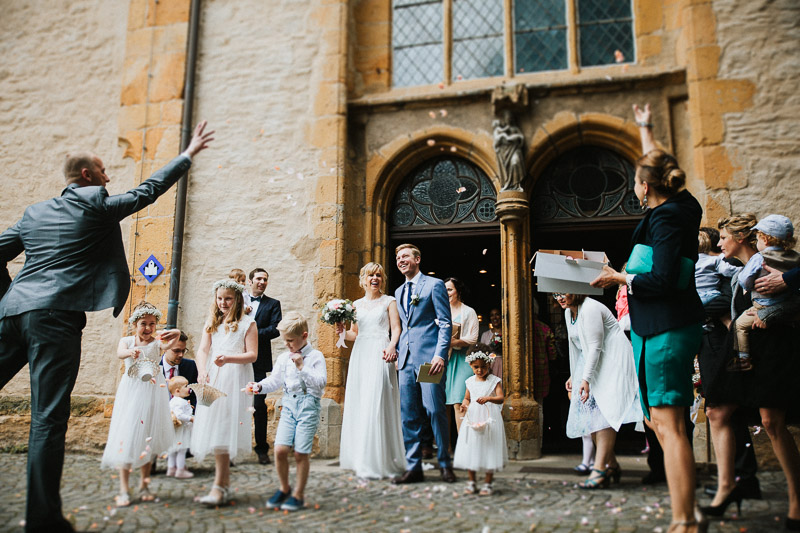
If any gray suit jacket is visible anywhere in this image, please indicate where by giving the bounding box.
[0,155,192,319]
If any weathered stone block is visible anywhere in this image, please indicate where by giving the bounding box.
[635,0,663,35]
[146,0,190,27]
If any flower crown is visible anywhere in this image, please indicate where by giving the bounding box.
[465,350,496,365]
[128,306,163,325]
[213,279,245,293]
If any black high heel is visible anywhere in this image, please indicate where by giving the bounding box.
[607,464,622,484]
[786,516,800,531]
[700,485,743,517]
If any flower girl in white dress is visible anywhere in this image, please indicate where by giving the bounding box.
[453,345,507,496]
[100,302,182,507]
[337,262,407,478]
[191,279,257,506]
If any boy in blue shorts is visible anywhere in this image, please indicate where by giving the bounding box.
[248,311,327,511]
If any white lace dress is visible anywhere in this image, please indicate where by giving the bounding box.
[453,374,507,472]
[339,295,407,478]
[191,315,255,462]
[101,337,174,469]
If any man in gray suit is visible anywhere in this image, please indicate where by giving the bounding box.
[0,121,214,532]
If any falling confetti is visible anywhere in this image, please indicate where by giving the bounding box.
[450,146,457,152]
[614,50,625,63]
[753,426,762,434]
[439,109,448,117]
[427,139,436,147]
[274,166,281,171]
[456,187,466,194]
[428,111,436,119]
[482,249,488,255]
[246,406,256,413]
[438,82,445,89]
[457,75,463,81]
[159,383,166,388]
[519,67,525,73]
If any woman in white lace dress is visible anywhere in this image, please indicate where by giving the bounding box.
[556,293,643,490]
[337,262,407,478]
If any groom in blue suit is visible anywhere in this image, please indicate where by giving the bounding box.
[392,243,455,483]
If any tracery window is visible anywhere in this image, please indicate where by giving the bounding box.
[391,156,497,231]
[532,146,643,225]
[392,0,635,87]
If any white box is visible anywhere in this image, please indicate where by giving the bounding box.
[533,249,609,296]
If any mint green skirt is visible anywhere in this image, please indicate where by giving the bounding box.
[631,323,702,420]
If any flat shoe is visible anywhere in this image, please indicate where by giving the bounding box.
[464,481,477,494]
[115,492,130,508]
[174,469,194,479]
[479,483,493,496]
[574,463,592,474]
[139,486,155,502]
[197,484,229,507]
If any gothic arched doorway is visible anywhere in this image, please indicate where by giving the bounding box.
[388,155,501,315]
[530,145,644,455]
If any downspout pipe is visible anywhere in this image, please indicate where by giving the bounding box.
[166,0,202,329]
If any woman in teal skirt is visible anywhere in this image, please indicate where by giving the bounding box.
[591,104,706,533]
[443,277,479,434]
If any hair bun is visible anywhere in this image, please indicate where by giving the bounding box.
[664,167,686,194]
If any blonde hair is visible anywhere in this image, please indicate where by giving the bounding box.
[168,375,189,395]
[359,262,385,292]
[698,231,712,254]
[228,268,246,284]
[205,285,245,333]
[757,231,797,250]
[395,243,421,258]
[718,213,758,250]
[636,149,686,197]
[278,311,308,337]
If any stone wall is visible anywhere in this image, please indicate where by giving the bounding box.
[0,0,131,398]
[713,0,800,222]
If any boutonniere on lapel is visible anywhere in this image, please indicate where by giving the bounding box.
[410,294,420,306]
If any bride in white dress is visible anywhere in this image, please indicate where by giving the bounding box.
[337,262,407,478]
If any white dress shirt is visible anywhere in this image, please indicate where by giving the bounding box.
[161,355,179,380]
[402,271,423,313]
[256,343,327,398]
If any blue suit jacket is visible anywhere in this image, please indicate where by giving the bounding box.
[395,274,452,370]
[0,156,192,319]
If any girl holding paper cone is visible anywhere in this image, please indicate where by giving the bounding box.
[591,103,706,533]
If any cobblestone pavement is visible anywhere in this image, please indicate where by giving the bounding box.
[0,453,791,532]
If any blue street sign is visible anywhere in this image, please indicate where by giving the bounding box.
[138,254,164,283]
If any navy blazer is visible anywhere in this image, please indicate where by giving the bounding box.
[160,356,199,408]
[0,156,192,319]
[628,189,705,337]
[253,296,281,375]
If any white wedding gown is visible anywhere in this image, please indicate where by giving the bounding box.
[339,295,407,478]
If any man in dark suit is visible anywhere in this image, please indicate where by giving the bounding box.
[248,267,282,465]
[0,122,213,533]
[160,332,198,407]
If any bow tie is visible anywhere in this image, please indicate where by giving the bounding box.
[251,295,262,302]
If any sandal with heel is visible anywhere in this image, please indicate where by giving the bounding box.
[607,464,622,484]
[197,484,230,507]
[579,468,610,490]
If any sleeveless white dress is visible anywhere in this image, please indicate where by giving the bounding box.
[101,337,174,469]
[191,315,255,462]
[453,374,508,472]
[339,295,407,478]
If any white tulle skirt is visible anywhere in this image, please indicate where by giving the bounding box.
[191,362,254,462]
[101,373,174,469]
[339,333,407,478]
[453,401,508,472]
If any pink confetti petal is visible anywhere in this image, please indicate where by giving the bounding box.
[614,50,625,63]
[450,146,457,152]
[428,111,436,119]
[427,139,436,147]
[456,187,466,193]
[439,109,448,117]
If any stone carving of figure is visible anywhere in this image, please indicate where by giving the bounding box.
[492,110,525,192]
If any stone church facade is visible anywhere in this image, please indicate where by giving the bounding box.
[0,0,797,459]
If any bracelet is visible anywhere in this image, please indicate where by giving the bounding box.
[636,121,653,128]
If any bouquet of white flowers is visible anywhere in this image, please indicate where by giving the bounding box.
[320,299,357,348]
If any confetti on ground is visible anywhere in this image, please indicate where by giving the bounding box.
[614,50,625,63]
[427,139,436,146]
[260,129,265,134]
[274,166,280,171]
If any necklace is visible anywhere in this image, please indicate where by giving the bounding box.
[570,309,578,324]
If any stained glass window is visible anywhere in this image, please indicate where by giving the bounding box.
[514,0,568,73]
[452,0,505,80]
[391,156,497,228]
[532,146,643,224]
[392,0,444,87]
[578,0,634,67]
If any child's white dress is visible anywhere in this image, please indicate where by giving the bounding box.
[453,374,508,472]
[169,396,193,453]
[191,315,255,462]
[101,337,174,469]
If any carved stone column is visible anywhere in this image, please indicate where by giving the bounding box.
[495,190,540,459]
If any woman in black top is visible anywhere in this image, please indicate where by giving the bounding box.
[593,104,705,533]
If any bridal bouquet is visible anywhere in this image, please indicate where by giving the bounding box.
[320,299,357,348]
